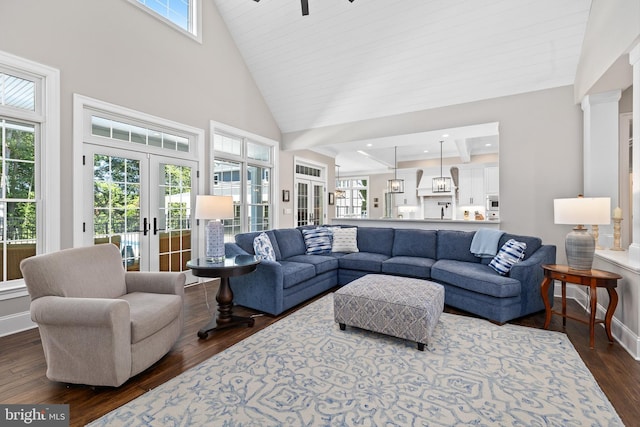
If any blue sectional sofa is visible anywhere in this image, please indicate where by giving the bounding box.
[225,226,556,324]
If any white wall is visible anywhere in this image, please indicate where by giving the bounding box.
[0,0,281,328]
[283,85,584,256]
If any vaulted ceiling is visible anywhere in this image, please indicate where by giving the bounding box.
[213,0,592,172]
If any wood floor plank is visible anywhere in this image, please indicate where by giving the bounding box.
[1,282,638,426]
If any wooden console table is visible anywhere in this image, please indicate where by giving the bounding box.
[540,264,621,349]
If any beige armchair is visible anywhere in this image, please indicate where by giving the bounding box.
[20,244,185,387]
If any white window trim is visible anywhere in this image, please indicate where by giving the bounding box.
[126,0,202,43]
[72,94,205,248]
[0,50,60,297]
[210,120,280,230]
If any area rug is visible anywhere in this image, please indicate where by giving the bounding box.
[89,294,623,426]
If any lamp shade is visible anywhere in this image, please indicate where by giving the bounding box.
[554,197,611,225]
[195,195,234,220]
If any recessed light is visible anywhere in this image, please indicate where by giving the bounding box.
[441,134,449,138]
[366,143,372,147]
[423,150,429,153]
[485,143,492,147]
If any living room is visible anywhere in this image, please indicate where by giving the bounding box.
[0,0,639,425]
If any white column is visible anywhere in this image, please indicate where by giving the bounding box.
[629,43,640,261]
[581,90,621,245]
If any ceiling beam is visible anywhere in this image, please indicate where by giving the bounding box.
[455,139,471,163]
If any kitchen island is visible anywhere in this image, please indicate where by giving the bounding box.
[331,218,500,231]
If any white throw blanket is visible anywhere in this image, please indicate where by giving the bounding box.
[470,228,505,258]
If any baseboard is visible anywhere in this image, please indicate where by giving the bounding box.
[555,283,640,360]
[0,311,36,338]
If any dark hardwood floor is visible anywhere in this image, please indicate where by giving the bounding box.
[1,281,639,426]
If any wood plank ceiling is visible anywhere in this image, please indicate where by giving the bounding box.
[213,0,592,135]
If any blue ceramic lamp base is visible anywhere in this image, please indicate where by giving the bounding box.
[205,220,225,262]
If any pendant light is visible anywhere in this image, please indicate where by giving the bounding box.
[432,140,451,192]
[335,165,346,199]
[387,146,404,193]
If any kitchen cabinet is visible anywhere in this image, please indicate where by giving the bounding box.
[485,166,499,195]
[393,168,419,206]
[458,167,484,206]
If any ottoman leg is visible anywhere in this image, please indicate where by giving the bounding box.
[417,342,425,351]
[339,323,346,331]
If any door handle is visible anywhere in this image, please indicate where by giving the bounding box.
[143,217,149,236]
[153,218,166,235]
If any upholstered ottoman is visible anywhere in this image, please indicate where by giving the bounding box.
[334,274,445,351]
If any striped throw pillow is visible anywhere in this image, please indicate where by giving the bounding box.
[302,227,333,255]
[489,239,526,275]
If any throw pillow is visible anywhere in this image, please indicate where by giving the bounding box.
[331,227,359,253]
[253,232,276,261]
[489,239,527,275]
[302,227,333,255]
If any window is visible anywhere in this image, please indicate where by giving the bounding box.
[211,122,278,239]
[128,0,201,41]
[0,51,60,293]
[335,177,368,218]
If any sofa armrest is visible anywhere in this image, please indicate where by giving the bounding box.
[30,295,130,327]
[225,242,250,257]
[229,259,285,315]
[509,245,557,310]
[125,272,186,296]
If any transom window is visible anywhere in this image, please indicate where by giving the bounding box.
[128,0,200,40]
[91,116,190,153]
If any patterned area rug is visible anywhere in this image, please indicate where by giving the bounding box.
[89,294,623,426]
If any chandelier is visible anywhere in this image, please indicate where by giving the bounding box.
[335,165,346,199]
[432,140,451,193]
[387,146,404,194]
[253,0,355,16]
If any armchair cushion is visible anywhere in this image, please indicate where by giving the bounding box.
[120,292,183,343]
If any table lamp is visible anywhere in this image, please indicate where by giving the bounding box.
[195,195,234,262]
[554,196,610,270]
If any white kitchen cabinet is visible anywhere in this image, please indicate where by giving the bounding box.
[458,167,484,206]
[485,166,499,195]
[393,168,419,206]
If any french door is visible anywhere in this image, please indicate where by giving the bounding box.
[83,145,197,277]
[295,179,324,226]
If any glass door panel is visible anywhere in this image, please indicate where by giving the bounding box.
[295,179,324,226]
[155,161,193,272]
[92,153,144,271]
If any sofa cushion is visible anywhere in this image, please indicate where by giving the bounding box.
[489,239,527,275]
[431,259,520,298]
[436,230,480,263]
[381,256,435,279]
[235,231,282,260]
[278,261,317,289]
[302,227,333,255]
[332,227,359,253]
[285,254,339,275]
[392,229,437,258]
[357,227,394,255]
[339,252,388,273]
[499,233,541,260]
[274,228,307,259]
[253,232,276,261]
